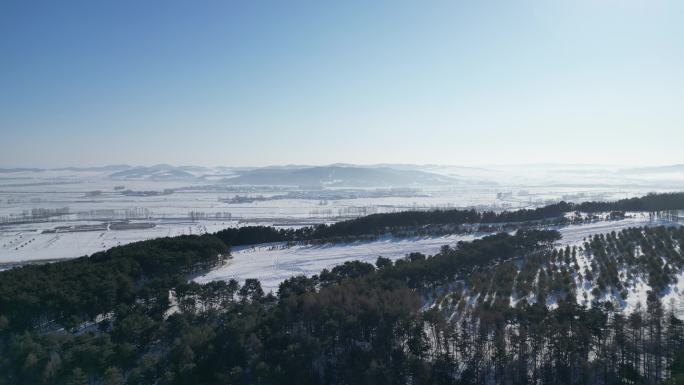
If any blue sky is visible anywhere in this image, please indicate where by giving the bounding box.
[1,0,682,167]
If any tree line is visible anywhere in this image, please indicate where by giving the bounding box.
[214,192,684,246]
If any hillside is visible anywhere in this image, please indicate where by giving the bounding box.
[108,164,197,180]
[221,165,459,187]
[1,200,683,384]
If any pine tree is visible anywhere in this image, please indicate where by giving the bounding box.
[66,368,89,385]
[103,367,123,385]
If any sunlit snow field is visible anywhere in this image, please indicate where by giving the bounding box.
[194,234,480,292]
[195,214,679,293]
[1,167,675,264]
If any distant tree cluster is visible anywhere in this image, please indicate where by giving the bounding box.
[215,193,684,247]
[576,192,684,212]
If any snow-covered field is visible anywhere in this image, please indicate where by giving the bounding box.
[553,213,673,245]
[0,167,681,264]
[0,168,674,268]
[0,220,234,263]
[195,214,680,293]
[195,233,480,292]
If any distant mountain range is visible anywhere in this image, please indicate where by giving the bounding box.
[619,164,684,174]
[2,163,684,187]
[1,164,463,186]
[220,166,459,187]
[87,164,463,186]
[108,165,198,180]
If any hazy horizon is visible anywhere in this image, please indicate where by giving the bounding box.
[2,161,684,170]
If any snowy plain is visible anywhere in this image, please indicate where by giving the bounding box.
[194,233,480,292]
[0,166,682,269]
[195,214,681,293]
[1,167,676,264]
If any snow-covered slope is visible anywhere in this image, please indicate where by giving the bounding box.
[195,233,479,292]
[196,214,681,298]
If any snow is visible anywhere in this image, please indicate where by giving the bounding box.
[623,277,651,313]
[660,270,684,318]
[194,234,479,293]
[0,220,235,263]
[193,214,683,294]
[1,168,679,263]
[554,213,672,245]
